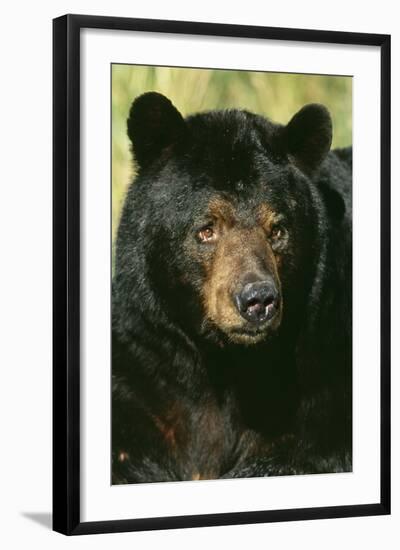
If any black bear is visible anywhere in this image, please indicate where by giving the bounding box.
[112,92,352,483]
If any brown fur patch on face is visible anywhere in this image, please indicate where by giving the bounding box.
[202,227,281,339]
[202,228,248,331]
[200,200,283,343]
[257,203,282,234]
[208,196,236,227]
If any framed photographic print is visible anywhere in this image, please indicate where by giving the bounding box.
[53,14,391,535]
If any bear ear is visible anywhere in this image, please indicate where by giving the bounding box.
[127,92,186,168]
[282,104,332,175]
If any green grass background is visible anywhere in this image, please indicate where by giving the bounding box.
[112,65,352,246]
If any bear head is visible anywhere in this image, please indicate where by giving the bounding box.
[114,92,340,346]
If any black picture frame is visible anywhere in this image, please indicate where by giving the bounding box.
[53,14,391,536]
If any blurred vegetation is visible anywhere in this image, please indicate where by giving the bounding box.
[112,65,352,246]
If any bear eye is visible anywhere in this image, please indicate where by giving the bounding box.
[197,225,216,244]
[270,224,288,248]
[270,225,283,240]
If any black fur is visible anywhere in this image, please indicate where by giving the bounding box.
[112,92,352,483]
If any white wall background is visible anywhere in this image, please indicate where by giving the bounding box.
[0,0,398,548]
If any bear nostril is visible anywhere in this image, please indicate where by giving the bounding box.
[247,297,268,313]
[246,300,265,317]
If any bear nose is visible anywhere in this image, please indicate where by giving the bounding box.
[235,280,279,324]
